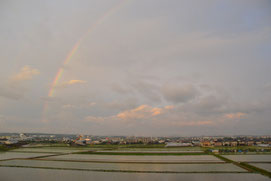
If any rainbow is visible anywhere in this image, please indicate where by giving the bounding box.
[42,0,129,121]
[48,41,80,97]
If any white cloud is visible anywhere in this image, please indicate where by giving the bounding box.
[10,65,40,82]
[57,79,87,88]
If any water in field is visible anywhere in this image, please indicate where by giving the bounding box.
[250,163,271,172]
[11,147,204,153]
[0,159,246,172]
[45,154,223,163]
[11,147,98,153]
[0,167,269,181]
[224,155,271,162]
[0,152,54,160]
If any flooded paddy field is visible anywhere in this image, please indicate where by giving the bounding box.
[1,151,270,180]
[0,167,269,181]
[224,155,271,162]
[0,152,54,161]
[0,159,245,172]
[45,154,223,163]
[10,147,100,154]
[9,146,204,154]
[250,163,271,172]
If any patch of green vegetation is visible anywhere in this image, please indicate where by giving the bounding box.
[87,144,166,149]
[212,154,232,163]
[0,145,11,152]
[213,154,271,178]
[31,143,70,147]
[240,162,271,178]
[203,146,271,155]
[74,151,207,156]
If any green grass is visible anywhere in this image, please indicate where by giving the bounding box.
[0,145,11,152]
[213,154,271,178]
[240,162,271,178]
[87,144,166,149]
[212,154,233,163]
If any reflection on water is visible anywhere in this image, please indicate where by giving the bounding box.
[224,155,271,162]
[250,163,271,172]
[46,154,222,163]
[0,167,269,181]
[0,160,246,172]
[0,152,53,160]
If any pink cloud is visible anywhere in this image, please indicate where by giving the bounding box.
[116,104,172,120]
[10,65,40,82]
[225,112,246,119]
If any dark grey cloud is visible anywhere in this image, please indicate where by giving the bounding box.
[0,85,23,100]
[162,84,199,104]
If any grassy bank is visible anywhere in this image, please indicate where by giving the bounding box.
[87,144,166,149]
[213,154,271,178]
[240,162,271,178]
[0,145,10,152]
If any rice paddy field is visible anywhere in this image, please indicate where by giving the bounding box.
[0,167,270,181]
[0,152,54,160]
[250,164,271,172]
[9,147,102,153]
[0,146,271,180]
[45,154,223,163]
[224,155,271,162]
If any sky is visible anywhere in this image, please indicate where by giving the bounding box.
[0,0,271,136]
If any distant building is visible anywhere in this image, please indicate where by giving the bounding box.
[165,142,192,147]
[214,142,222,147]
[201,141,211,147]
[257,144,270,147]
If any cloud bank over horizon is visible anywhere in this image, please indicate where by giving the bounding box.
[0,0,271,136]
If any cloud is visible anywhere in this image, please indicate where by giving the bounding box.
[0,114,6,123]
[162,84,199,103]
[61,102,96,109]
[88,102,96,106]
[83,104,174,123]
[129,81,162,103]
[57,79,87,88]
[62,104,77,109]
[0,66,40,100]
[63,80,87,85]
[116,105,173,120]
[0,85,23,100]
[84,116,105,123]
[111,80,162,103]
[10,65,40,82]
[171,120,214,126]
[111,83,133,94]
[225,112,246,119]
[264,82,271,90]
